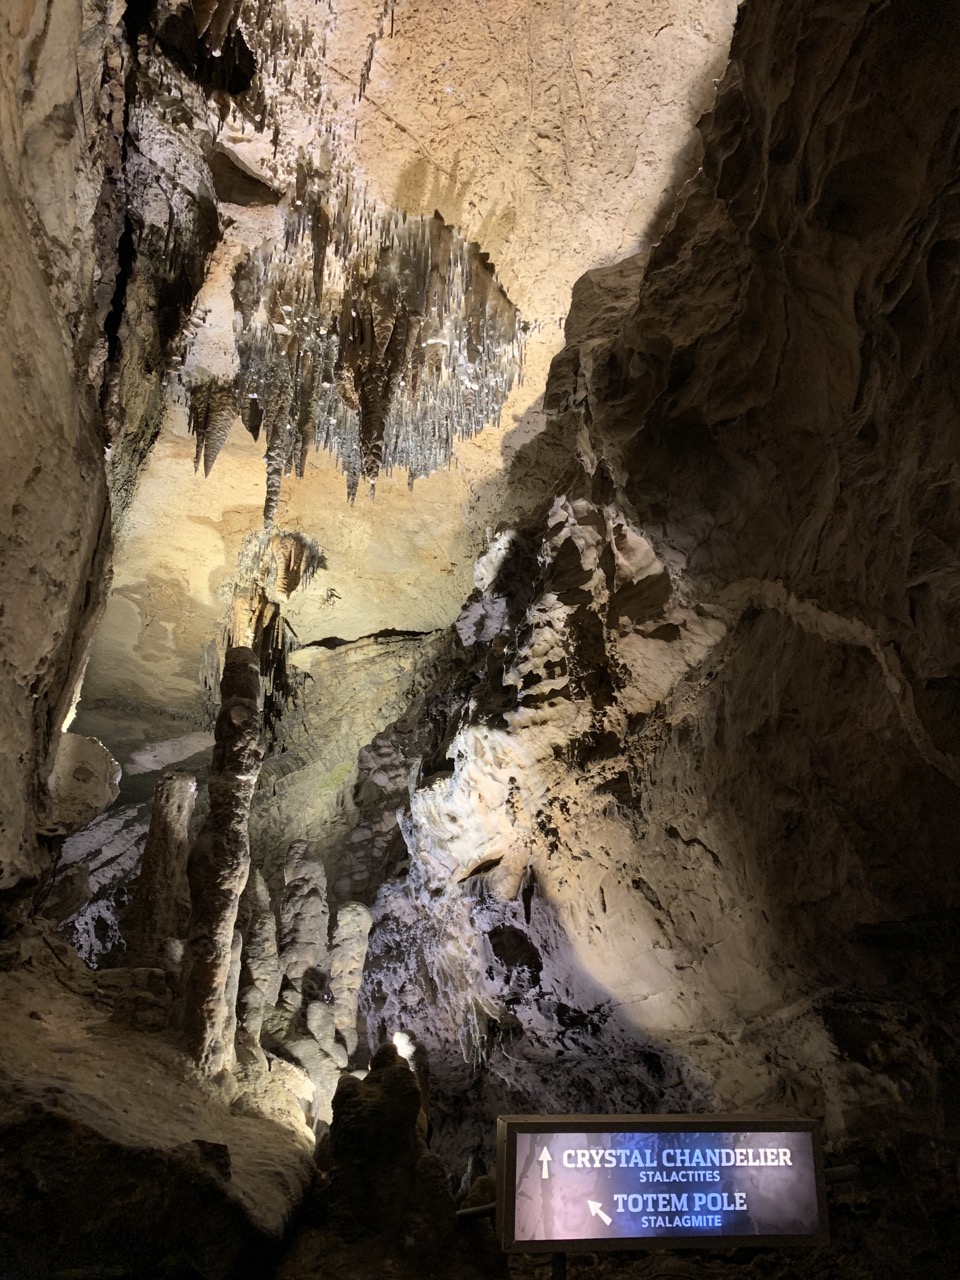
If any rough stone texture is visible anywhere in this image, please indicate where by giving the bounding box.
[74,0,738,765]
[276,841,329,986]
[126,769,197,969]
[236,865,281,1058]
[0,922,313,1280]
[265,853,375,1123]
[181,645,264,1075]
[39,731,121,836]
[104,9,222,516]
[0,0,120,903]
[56,802,152,963]
[353,2,960,1275]
[8,0,960,1276]
[275,1043,490,1280]
[328,900,374,1058]
[250,630,449,904]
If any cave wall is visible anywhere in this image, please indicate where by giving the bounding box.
[74,0,738,764]
[0,0,122,900]
[45,0,742,1187]
[4,0,960,1276]
[350,0,960,1269]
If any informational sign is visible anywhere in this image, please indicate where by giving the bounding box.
[497,1115,827,1252]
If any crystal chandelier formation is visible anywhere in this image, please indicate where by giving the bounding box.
[189,155,522,517]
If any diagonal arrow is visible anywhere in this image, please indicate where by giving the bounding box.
[588,1200,612,1227]
[538,1148,553,1179]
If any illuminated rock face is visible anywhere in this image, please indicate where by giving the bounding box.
[352,1,960,1271]
[3,0,960,1276]
[0,0,119,900]
[71,0,737,758]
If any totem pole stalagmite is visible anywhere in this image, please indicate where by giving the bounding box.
[180,646,264,1075]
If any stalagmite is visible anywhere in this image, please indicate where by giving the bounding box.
[235,867,280,1057]
[221,928,244,1073]
[329,901,374,1058]
[126,771,197,971]
[180,647,264,1075]
[277,841,329,985]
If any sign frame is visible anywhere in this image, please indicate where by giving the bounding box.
[496,1114,829,1254]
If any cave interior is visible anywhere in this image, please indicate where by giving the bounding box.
[1,0,959,1277]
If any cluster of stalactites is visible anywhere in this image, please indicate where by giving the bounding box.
[191,0,242,56]
[188,379,239,476]
[185,151,521,519]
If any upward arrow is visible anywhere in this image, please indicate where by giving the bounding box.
[538,1148,553,1179]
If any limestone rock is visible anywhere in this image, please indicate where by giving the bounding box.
[6,0,960,1276]
[0,0,118,901]
[354,6,960,1277]
[236,866,281,1050]
[0,935,313,1280]
[277,841,329,986]
[40,733,120,838]
[329,901,374,1059]
[125,770,197,970]
[181,647,264,1075]
[276,1044,477,1279]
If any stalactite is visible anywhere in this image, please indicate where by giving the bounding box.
[273,530,323,598]
[177,3,521,511]
[262,358,294,526]
[188,379,239,476]
[222,164,520,510]
[253,606,303,740]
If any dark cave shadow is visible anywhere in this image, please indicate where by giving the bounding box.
[376,864,713,1195]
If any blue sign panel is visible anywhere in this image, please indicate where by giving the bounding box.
[497,1115,827,1252]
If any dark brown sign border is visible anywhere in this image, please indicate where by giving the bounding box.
[497,1114,829,1254]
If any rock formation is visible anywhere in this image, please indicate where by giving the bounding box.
[2,0,959,1276]
[235,865,280,1058]
[125,769,197,969]
[181,645,264,1075]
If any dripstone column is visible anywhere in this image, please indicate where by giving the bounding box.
[181,647,263,1075]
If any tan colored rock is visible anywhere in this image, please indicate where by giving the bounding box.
[235,866,280,1050]
[75,0,740,780]
[0,940,314,1278]
[41,733,120,837]
[0,0,131,901]
[277,842,329,985]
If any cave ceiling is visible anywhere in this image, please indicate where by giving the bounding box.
[75,0,737,759]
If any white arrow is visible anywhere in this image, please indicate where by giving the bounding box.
[588,1200,612,1226]
[538,1148,553,1179]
